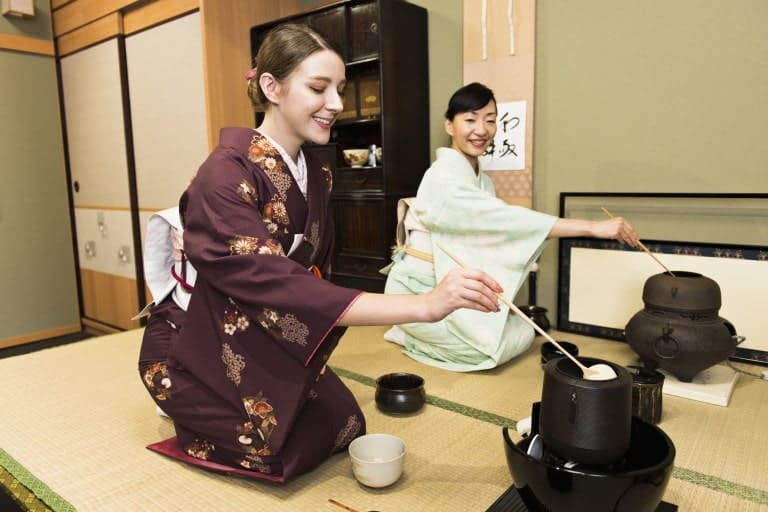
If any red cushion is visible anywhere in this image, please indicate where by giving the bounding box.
[146,437,286,483]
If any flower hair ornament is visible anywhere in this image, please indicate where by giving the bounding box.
[245,66,258,84]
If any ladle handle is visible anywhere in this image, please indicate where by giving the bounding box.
[600,207,676,277]
[435,244,590,374]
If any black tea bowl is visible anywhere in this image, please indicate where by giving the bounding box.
[375,373,426,414]
[540,341,579,365]
[502,416,675,512]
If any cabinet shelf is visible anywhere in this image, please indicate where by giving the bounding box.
[346,56,379,67]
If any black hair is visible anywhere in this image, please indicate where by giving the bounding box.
[444,82,497,120]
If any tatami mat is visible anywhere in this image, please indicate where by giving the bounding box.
[0,326,766,511]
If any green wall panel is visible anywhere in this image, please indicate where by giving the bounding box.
[534,0,768,314]
[0,50,80,339]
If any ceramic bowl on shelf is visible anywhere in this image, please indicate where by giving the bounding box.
[375,372,426,414]
[342,148,369,167]
[348,433,406,488]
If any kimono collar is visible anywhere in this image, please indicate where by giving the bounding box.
[436,147,486,187]
[218,128,308,198]
[257,131,308,198]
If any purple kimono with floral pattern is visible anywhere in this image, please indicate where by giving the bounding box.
[138,127,365,480]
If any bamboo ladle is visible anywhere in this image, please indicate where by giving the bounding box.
[600,207,676,277]
[435,244,617,381]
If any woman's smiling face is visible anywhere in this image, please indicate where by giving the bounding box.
[445,99,497,171]
[273,49,346,147]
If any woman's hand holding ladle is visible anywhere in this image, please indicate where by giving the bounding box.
[436,244,617,381]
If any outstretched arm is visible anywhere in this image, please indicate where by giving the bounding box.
[548,217,639,247]
[339,267,503,326]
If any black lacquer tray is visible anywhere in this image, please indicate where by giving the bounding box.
[485,484,677,512]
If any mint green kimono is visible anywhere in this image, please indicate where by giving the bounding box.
[383,148,557,372]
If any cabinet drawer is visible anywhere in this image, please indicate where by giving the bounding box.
[336,253,388,279]
[332,198,389,255]
[334,167,383,192]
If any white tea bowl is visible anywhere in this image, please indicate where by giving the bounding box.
[348,433,406,488]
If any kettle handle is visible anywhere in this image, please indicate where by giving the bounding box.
[723,321,746,345]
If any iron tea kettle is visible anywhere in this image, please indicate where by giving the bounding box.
[624,271,745,382]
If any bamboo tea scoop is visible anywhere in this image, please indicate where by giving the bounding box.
[600,207,676,277]
[436,244,617,381]
[328,498,380,512]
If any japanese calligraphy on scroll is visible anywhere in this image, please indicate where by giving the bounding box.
[479,100,526,171]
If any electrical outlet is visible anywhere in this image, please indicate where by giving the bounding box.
[762,369,768,380]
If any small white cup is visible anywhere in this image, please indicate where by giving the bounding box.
[348,433,406,488]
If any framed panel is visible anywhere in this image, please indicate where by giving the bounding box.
[357,72,380,117]
[309,5,346,58]
[557,193,768,366]
[60,38,131,208]
[126,12,208,214]
[348,2,378,62]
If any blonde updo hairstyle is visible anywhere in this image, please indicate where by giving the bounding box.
[247,23,341,112]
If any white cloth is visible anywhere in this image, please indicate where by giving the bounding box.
[134,207,197,318]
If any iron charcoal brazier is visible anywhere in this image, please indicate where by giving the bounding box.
[503,416,675,512]
[625,271,745,382]
[539,357,632,465]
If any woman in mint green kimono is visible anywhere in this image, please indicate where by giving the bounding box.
[383,83,639,372]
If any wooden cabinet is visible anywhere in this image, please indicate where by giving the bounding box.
[0,12,82,347]
[250,0,430,292]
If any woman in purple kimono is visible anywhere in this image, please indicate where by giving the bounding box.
[138,23,503,482]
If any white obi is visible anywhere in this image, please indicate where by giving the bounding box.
[134,207,197,318]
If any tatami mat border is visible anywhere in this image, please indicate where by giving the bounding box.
[332,366,768,508]
[331,366,518,428]
[0,465,51,512]
[672,467,768,506]
[0,449,74,512]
